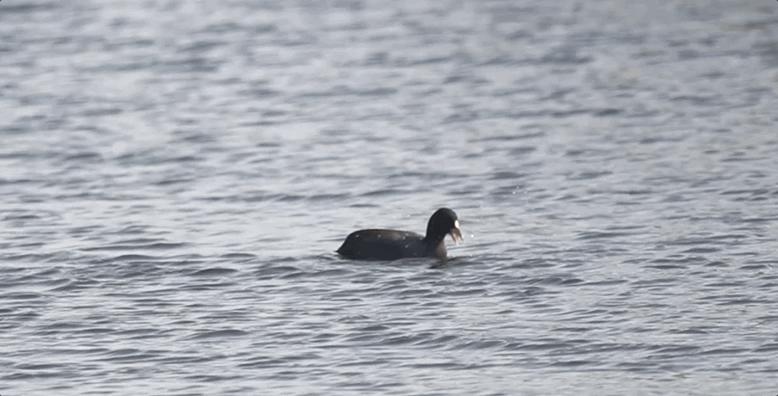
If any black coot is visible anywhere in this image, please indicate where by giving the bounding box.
[337,208,463,260]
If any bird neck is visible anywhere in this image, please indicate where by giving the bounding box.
[423,232,446,245]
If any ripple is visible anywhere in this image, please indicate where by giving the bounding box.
[190,267,239,277]
[0,292,44,300]
[188,329,249,340]
[1,0,777,395]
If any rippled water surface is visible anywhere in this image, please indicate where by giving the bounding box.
[2,0,778,395]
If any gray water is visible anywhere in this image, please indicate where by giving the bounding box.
[2,0,778,395]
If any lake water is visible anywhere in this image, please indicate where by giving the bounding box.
[1,0,778,395]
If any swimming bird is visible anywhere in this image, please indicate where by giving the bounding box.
[337,208,462,260]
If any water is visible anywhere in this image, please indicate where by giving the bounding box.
[2,0,778,394]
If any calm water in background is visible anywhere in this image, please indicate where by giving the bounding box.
[2,0,778,394]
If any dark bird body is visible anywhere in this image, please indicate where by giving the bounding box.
[337,208,462,261]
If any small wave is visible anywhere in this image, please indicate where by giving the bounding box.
[187,329,248,340]
[190,267,238,277]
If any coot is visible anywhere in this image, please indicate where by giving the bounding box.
[337,208,462,260]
